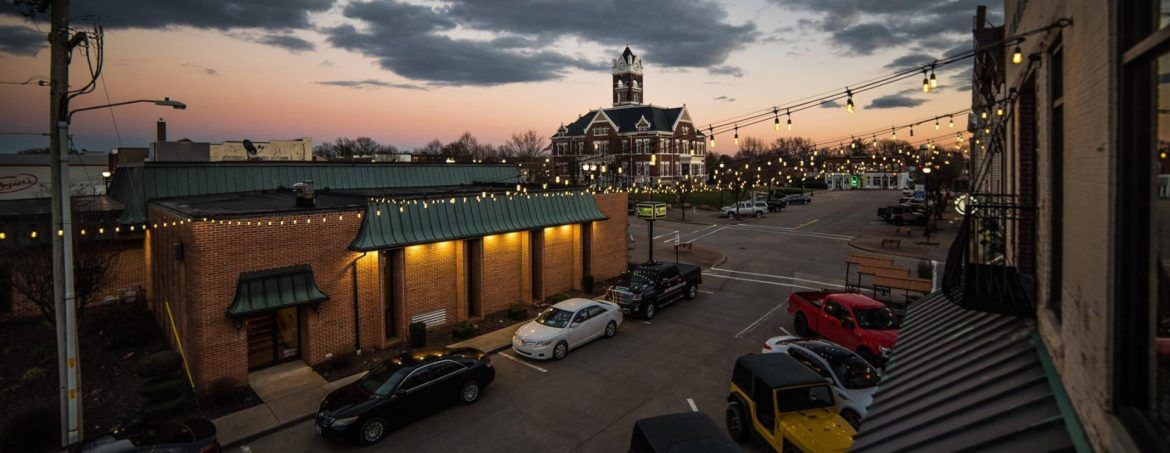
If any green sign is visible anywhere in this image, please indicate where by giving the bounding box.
[850,176,859,187]
[636,201,668,220]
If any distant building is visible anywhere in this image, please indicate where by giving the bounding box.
[150,118,313,162]
[0,153,109,200]
[550,47,706,186]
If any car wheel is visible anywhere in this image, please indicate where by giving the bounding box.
[358,417,388,445]
[553,341,568,360]
[725,401,750,442]
[754,211,763,218]
[459,380,481,405]
[685,284,698,300]
[643,303,656,320]
[604,321,617,338]
[794,313,810,336]
[841,409,862,430]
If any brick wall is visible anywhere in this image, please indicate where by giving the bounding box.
[2,237,146,321]
[590,193,629,283]
[541,224,577,298]
[402,241,462,329]
[481,232,525,314]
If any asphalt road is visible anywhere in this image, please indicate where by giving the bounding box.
[239,189,903,453]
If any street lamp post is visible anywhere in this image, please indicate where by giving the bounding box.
[52,97,186,444]
[920,166,937,245]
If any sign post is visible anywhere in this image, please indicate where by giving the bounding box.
[635,201,667,263]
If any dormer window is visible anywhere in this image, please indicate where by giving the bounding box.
[636,115,651,132]
[593,127,609,136]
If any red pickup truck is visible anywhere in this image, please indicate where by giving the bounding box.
[787,291,901,365]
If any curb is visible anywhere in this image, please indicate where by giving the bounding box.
[223,412,315,449]
[847,238,934,261]
[709,250,728,269]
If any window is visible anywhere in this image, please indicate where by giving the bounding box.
[824,301,848,320]
[635,138,651,154]
[752,377,775,428]
[430,361,464,381]
[776,385,835,412]
[789,349,832,381]
[732,365,752,392]
[576,142,584,154]
[586,305,606,318]
[595,142,609,155]
[1049,40,1065,322]
[572,309,590,324]
[1117,0,1170,446]
[400,365,434,391]
[593,127,609,136]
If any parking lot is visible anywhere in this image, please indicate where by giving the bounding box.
[242,190,899,453]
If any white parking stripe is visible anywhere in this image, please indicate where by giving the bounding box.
[735,302,788,338]
[497,352,549,373]
[638,320,652,326]
[687,398,699,412]
[779,327,792,336]
[708,267,847,289]
[698,289,716,295]
[651,230,679,240]
[686,226,727,243]
[704,272,821,291]
[793,219,819,230]
[729,224,852,241]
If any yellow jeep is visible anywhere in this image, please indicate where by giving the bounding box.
[726,353,855,452]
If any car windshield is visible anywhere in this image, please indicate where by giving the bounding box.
[359,362,408,396]
[629,270,656,287]
[775,385,835,412]
[854,307,900,330]
[832,356,881,389]
[536,308,574,328]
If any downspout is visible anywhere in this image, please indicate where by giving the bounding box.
[351,252,368,355]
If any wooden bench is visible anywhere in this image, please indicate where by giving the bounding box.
[881,238,901,249]
[674,241,694,253]
[895,227,913,237]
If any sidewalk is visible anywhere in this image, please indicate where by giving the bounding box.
[215,322,528,448]
[848,215,959,262]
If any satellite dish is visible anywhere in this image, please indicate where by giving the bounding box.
[243,139,258,157]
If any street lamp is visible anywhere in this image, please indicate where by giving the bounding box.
[52,96,187,443]
[920,166,936,245]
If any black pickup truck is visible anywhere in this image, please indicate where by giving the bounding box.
[606,262,703,320]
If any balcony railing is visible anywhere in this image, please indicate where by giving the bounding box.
[942,193,1037,317]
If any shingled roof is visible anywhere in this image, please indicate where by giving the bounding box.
[561,105,687,136]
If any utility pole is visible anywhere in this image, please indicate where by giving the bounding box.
[48,0,83,446]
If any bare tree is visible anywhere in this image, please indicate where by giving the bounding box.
[312,142,337,160]
[352,137,382,156]
[416,139,443,155]
[734,136,768,160]
[444,131,479,157]
[7,240,120,325]
[504,130,547,160]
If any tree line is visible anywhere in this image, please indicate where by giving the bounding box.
[313,130,547,161]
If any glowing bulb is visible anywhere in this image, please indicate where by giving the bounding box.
[1012,46,1023,64]
[929,70,938,89]
[935,119,940,130]
[949,116,955,128]
[846,97,855,113]
[922,70,930,93]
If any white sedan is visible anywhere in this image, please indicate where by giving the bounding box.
[512,298,623,360]
[762,336,882,429]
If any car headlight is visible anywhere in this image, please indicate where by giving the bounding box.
[332,416,360,427]
[538,339,553,346]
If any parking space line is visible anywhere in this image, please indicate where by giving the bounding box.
[735,302,788,338]
[793,219,819,230]
[651,230,679,240]
[779,327,792,336]
[704,272,821,291]
[638,320,652,325]
[708,266,847,289]
[729,224,852,241]
[664,224,718,243]
[686,226,727,243]
[698,289,716,295]
[497,352,549,373]
[687,398,698,412]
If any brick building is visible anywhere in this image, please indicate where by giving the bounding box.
[3,162,628,391]
[856,2,1170,451]
[550,47,707,186]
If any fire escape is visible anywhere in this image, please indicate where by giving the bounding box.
[941,16,1038,317]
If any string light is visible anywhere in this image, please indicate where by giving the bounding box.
[773,108,780,131]
[1012,46,1023,64]
[949,116,955,128]
[935,118,940,130]
[845,88,855,113]
[929,66,938,89]
[733,125,739,146]
[709,127,716,149]
[786,108,792,130]
[921,69,930,93]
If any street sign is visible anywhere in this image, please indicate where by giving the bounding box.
[914,191,926,199]
[636,201,667,220]
[849,176,859,187]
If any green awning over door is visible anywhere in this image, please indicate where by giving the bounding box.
[227,265,329,317]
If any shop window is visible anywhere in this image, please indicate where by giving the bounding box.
[1117,0,1170,447]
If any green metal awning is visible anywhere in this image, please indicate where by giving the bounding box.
[350,192,607,251]
[227,265,329,317]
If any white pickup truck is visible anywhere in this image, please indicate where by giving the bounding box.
[720,200,769,219]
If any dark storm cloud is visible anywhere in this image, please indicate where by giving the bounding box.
[443,0,758,68]
[325,1,606,86]
[315,79,427,90]
[0,25,44,56]
[1,0,333,31]
[869,93,927,109]
[709,65,745,77]
[257,34,315,53]
[771,0,1001,55]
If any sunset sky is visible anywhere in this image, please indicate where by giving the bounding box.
[0,0,1000,154]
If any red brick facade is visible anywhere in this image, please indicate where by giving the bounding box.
[139,192,628,391]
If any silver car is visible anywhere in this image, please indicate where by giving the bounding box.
[512,298,623,360]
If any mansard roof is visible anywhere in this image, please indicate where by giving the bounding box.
[560,105,688,136]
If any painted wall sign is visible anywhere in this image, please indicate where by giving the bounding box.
[0,173,37,194]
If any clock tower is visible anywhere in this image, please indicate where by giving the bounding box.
[612,47,644,106]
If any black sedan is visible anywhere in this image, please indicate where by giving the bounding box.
[315,347,495,445]
[785,193,813,204]
[75,418,219,452]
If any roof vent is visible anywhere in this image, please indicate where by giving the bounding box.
[293,180,315,207]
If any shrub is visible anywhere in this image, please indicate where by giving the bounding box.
[21,367,47,382]
[547,293,570,304]
[409,322,427,348]
[136,351,183,380]
[1,405,57,451]
[451,321,477,340]
[204,377,253,405]
[138,377,189,401]
[507,303,528,321]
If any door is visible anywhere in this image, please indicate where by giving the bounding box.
[751,377,780,450]
[530,230,543,300]
[567,308,593,346]
[818,301,852,346]
[246,307,301,370]
[466,239,482,318]
[659,267,685,302]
